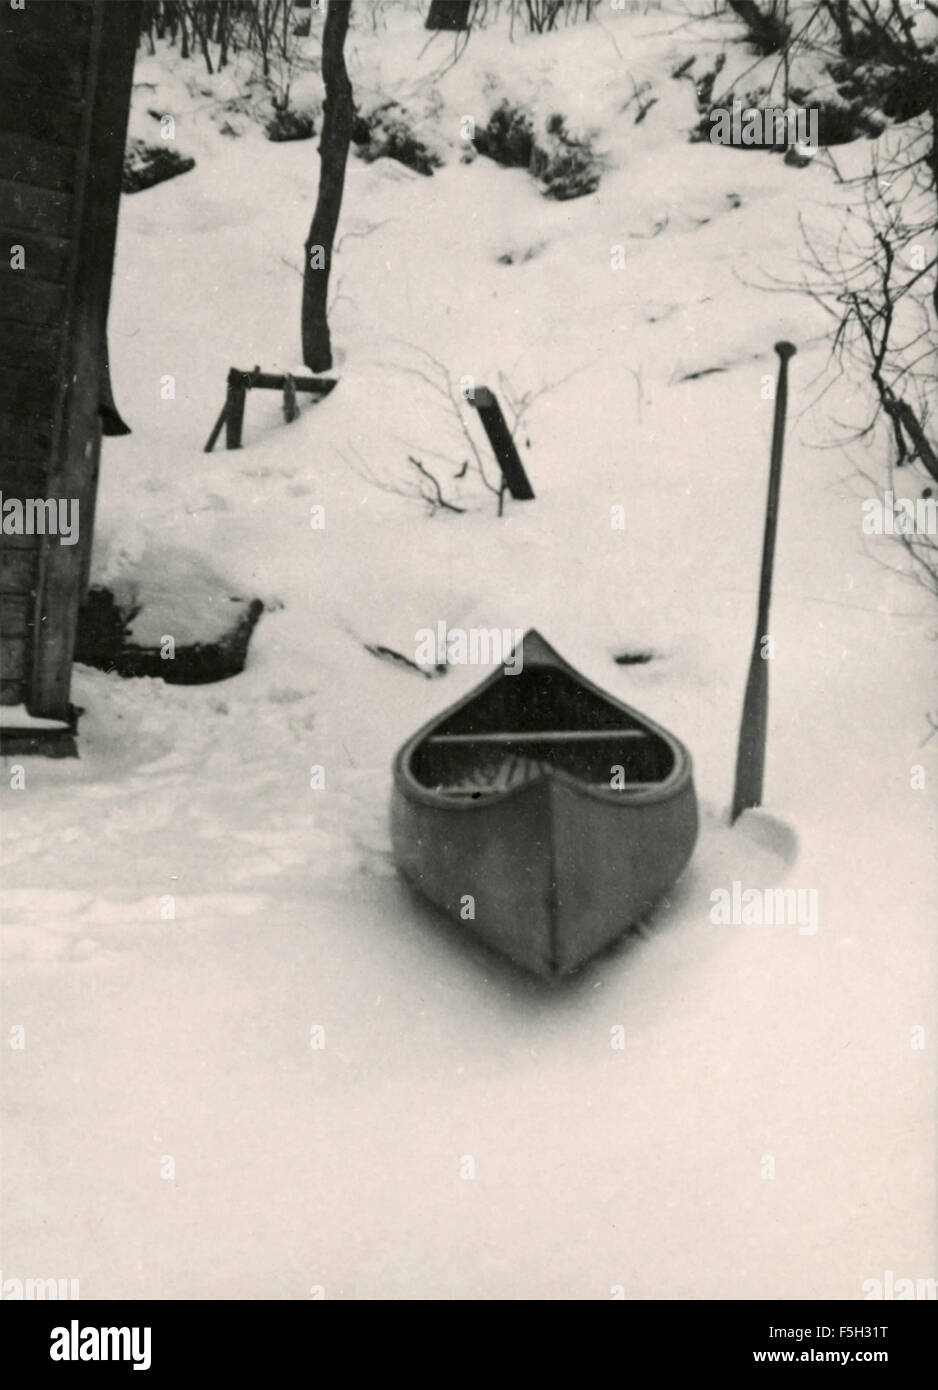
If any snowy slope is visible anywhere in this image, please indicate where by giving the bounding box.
[1,6,935,1300]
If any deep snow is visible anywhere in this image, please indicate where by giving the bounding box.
[1,4,935,1299]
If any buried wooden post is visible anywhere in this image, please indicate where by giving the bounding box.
[224,368,248,450]
[203,400,228,453]
[730,341,796,824]
[470,386,535,500]
[205,367,337,452]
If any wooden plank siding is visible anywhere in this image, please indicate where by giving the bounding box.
[0,366,61,419]
[0,0,91,711]
[1,590,30,701]
[0,132,78,192]
[0,550,37,593]
[0,2,95,101]
[1,633,26,679]
[0,277,67,329]
[1,683,27,706]
[31,2,141,719]
[0,2,140,723]
[0,179,74,238]
[0,595,30,634]
[0,233,73,287]
[0,457,56,496]
[0,411,55,459]
[0,90,86,149]
[0,320,64,377]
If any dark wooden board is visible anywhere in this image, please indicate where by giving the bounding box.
[0,230,73,284]
[0,409,54,459]
[0,363,60,417]
[0,549,39,594]
[228,368,338,394]
[0,48,87,103]
[0,633,26,680]
[0,454,52,493]
[30,2,142,719]
[0,276,67,326]
[0,132,78,192]
[0,320,63,376]
[0,679,26,706]
[0,712,78,754]
[471,386,535,500]
[0,530,45,551]
[0,1,94,42]
[0,89,85,148]
[0,178,74,237]
[0,595,31,637]
[0,6,92,102]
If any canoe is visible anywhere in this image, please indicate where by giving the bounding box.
[390,629,698,978]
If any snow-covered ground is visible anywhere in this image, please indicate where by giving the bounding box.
[2,5,935,1299]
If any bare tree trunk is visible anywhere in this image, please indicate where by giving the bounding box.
[217,0,230,67]
[301,0,354,372]
[188,2,215,73]
[726,0,788,53]
[426,0,472,29]
[823,1,854,56]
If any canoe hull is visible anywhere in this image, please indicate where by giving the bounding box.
[391,753,698,979]
[390,630,699,978]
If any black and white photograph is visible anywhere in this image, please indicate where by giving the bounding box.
[1,0,935,1328]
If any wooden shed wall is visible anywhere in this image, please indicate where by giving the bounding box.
[0,0,139,721]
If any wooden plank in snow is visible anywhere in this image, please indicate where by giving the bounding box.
[470,386,535,500]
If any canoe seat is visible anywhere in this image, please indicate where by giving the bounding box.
[441,778,656,797]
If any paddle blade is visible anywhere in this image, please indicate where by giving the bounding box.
[730,641,768,823]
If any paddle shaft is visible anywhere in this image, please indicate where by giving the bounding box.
[730,341,796,824]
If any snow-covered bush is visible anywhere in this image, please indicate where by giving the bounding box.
[473,100,536,167]
[356,112,445,176]
[264,106,316,141]
[474,101,602,198]
[694,2,937,150]
[122,138,195,193]
[531,112,602,199]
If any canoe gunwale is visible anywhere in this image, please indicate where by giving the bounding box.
[392,630,695,813]
[394,736,693,811]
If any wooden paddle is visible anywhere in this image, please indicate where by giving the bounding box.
[730,341,796,825]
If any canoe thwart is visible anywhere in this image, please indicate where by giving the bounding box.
[428,729,650,746]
